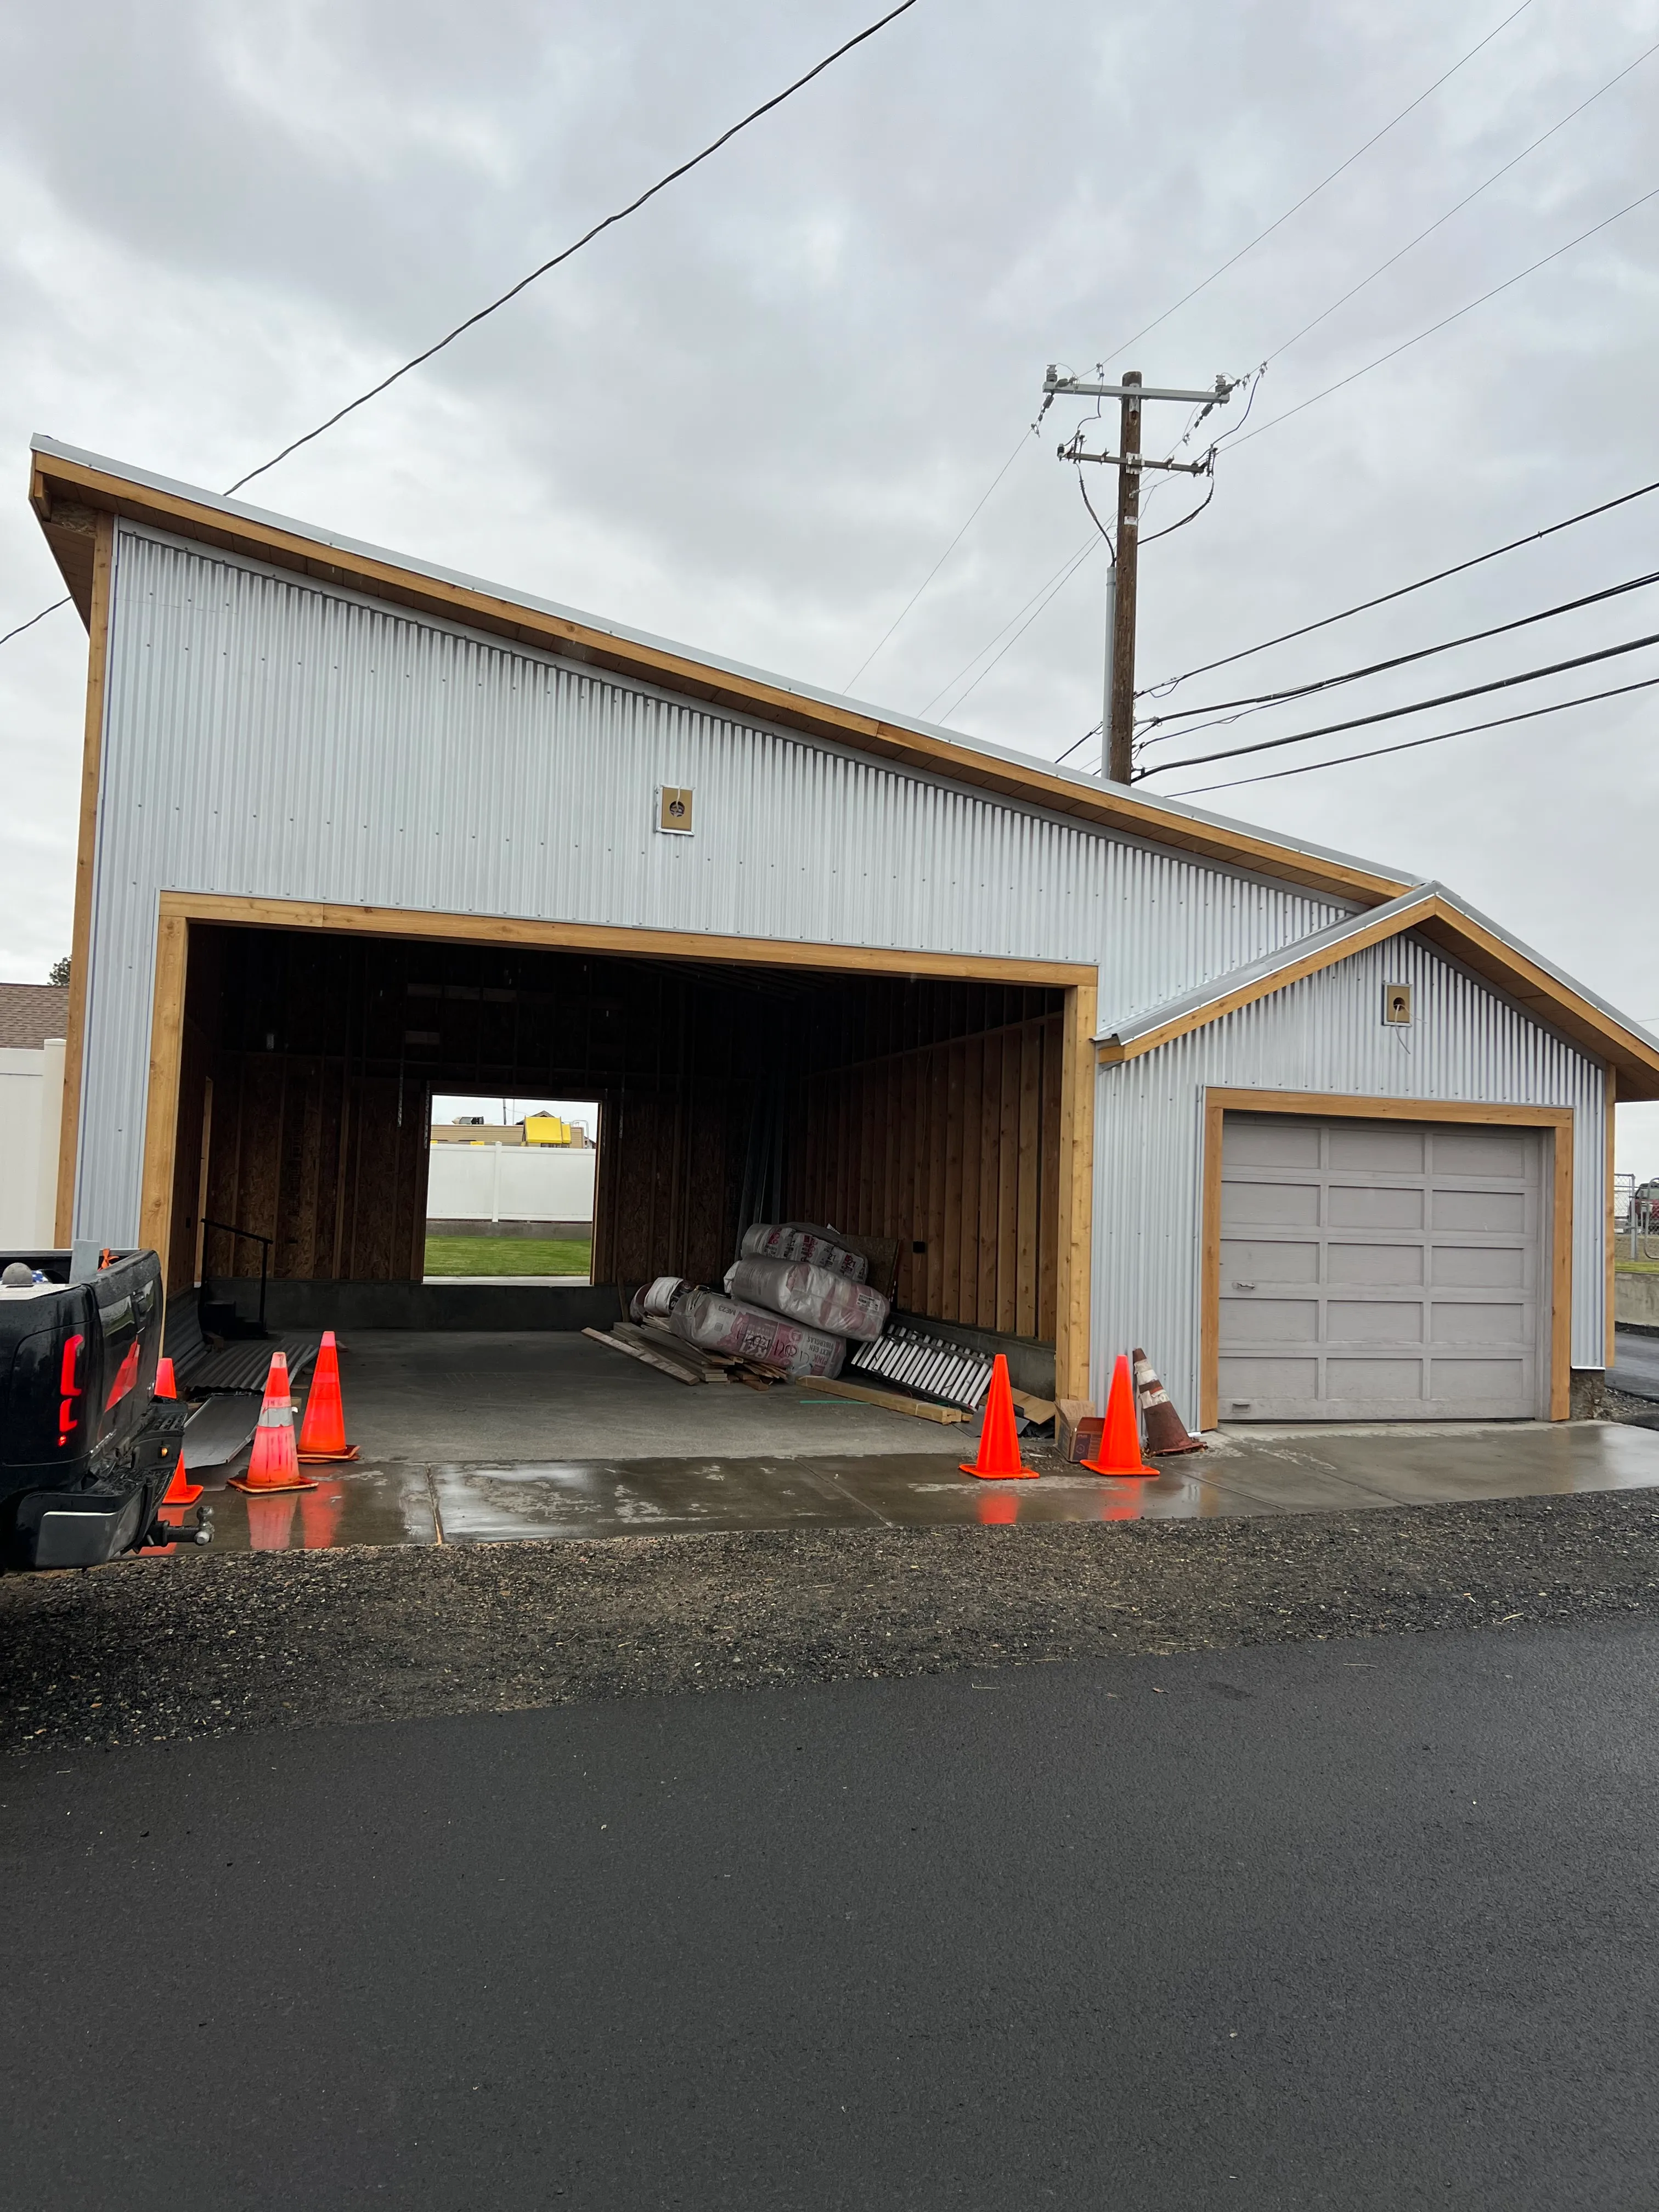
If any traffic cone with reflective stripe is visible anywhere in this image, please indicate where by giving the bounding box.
[960,1354,1036,1480]
[1132,1347,1206,1455]
[1082,1354,1156,1477]
[298,1333,358,1462]
[228,1351,316,1493]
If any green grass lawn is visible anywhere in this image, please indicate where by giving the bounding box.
[1616,1261,1659,1274]
[424,1235,591,1278]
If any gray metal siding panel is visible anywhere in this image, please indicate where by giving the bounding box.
[76,528,1348,1239]
[1092,934,1607,1420]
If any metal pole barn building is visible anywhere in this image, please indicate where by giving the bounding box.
[30,435,1659,1425]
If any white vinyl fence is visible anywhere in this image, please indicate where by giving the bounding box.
[0,1042,65,1248]
[426,1142,595,1227]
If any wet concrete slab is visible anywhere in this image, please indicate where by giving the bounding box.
[153,1462,438,1555]
[430,1456,889,1543]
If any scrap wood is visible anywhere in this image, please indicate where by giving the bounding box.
[1011,1390,1057,1425]
[582,1325,710,1386]
[794,1374,969,1424]
[612,1322,729,1384]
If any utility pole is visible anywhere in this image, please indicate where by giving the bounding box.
[1042,366,1233,786]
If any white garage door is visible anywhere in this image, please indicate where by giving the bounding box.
[1217,1113,1547,1421]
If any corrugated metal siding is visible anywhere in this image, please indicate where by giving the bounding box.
[76,526,1347,1238]
[1092,933,1607,1415]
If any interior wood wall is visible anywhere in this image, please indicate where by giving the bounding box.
[590,1083,752,1289]
[789,1012,1064,1340]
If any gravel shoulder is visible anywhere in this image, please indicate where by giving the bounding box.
[7,1488,1659,1756]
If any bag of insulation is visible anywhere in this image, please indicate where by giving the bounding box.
[669,1289,847,1379]
[724,1257,889,1343]
[738,1221,867,1282]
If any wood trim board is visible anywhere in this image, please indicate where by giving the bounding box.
[1198,1089,1575,1430]
[54,509,115,1241]
[1606,1064,1617,1371]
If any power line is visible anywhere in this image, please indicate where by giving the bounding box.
[0,596,70,649]
[222,0,922,499]
[1095,0,1532,365]
[1170,670,1659,796]
[1138,625,1659,778]
[1141,563,1659,736]
[1260,31,1659,369]
[919,535,1097,720]
[1223,180,1659,457]
[1139,476,1659,696]
[843,427,1035,691]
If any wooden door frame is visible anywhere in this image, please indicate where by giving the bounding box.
[140,891,1099,1397]
[1199,1087,1575,1429]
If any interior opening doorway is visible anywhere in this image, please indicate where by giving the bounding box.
[426,1093,597,1283]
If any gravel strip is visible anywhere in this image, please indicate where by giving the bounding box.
[6,1488,1659,1756]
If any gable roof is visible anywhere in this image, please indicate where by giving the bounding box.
[0,983,70,1050]
[27,435,1409,908]
[1096,882,1659,1098]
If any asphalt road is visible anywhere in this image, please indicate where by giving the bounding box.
[5,1620,1659,2210]
[1610,1328,1659,1402]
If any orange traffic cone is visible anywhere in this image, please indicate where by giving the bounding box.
[161,1459,203,1506]
[228,1352,317,1493]
[1132,1348,1206,1455]
[297,1332,359,1462]
[154,1356,178,1399]
[1082,1354,1157,1477]
[960,1354,1036,1480]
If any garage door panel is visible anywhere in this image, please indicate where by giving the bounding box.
[1328,1300,1423,1342]
[1327,1358,1423,1400]
[1218,1356,1318,1401]
[1327,1184,1423,1229]
[1225,1121,1322,1167]
[1432,1187,1526,1232]
[1432,1128,1531,1178]
[1220,1297,1320,1342]
[1432,1243,1527,1288]
[1430,1300,1527,1345]
[1221,1238,1319,1283]
[1328,1241,1424,1286]
[1327,1125,1425,1173]
[1221,1181,1320,1228]
[1434,1357,1529,1407]
[1218,1112,1545,1421]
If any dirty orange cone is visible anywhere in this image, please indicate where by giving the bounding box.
[154,1356,178,1399]
[960,1354,1036,1480]
[1082,1354,1156,1477]
[297,1332,359,1463]
[1132,1347,1206,1456]
[228,1351,317,1493]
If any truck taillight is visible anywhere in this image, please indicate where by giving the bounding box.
[58,1333,83,1448]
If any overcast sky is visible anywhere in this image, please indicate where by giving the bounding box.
[4,0,1658,1160]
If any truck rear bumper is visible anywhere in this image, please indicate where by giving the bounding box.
[9,1486,154,1570]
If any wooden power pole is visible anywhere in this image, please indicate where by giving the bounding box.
[1042,365,1234,786]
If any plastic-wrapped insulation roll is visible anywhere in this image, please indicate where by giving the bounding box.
[669,1289,846,1379]
[738,1222,867,1282]
[723,1257,890,1342]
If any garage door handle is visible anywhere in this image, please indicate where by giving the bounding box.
[1232,1281,1256,1291]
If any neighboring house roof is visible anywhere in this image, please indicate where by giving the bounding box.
[0,983,69,1049]
[1096,883,1659,1097]
[27,435,1407,908]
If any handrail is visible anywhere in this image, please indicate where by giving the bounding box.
[202,1220,270,1334]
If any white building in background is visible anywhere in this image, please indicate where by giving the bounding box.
[0,984,69,1246]
[426,1140,596,1230]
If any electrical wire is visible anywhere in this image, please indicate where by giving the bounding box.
[1139,476,1659,696]
[1137,624,1659,778]
[1222,180,1659,458]
[843,426,1036,690]
[222,0,922,499]
[0,596,70,648]
[1141,563,1659,733]
[1169,670,1659,796]
[920,536,1098,720]
[1260,31,1659,370]
[1094,0,1532,365]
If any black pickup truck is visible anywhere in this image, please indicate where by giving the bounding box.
[0,1246,208,1570]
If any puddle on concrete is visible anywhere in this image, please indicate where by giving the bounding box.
[149,1464,438,1554]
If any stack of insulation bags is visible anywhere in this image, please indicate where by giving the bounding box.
[640,1222,890,1380]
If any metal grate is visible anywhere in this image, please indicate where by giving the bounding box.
[850,1325,995,1411]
